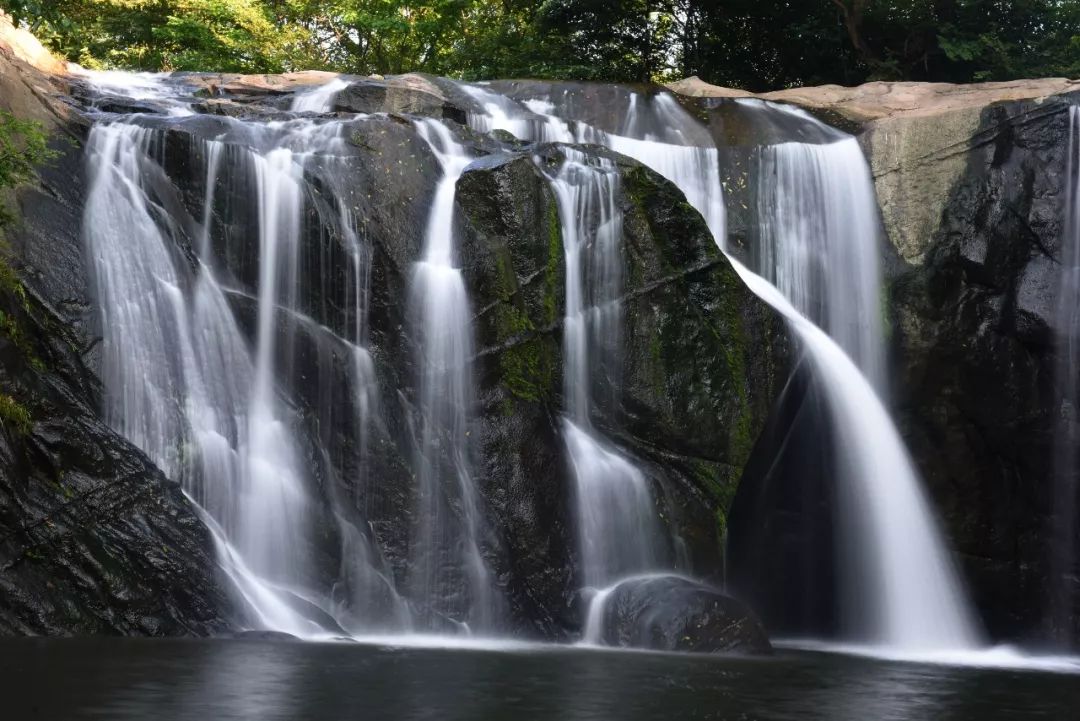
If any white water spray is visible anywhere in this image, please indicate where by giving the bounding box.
[291,77,350,113]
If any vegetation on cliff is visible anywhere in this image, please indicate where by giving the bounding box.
[5,1,1078,88]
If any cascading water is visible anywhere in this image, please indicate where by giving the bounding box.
[459,82,982,651]
[84,121,319,635]
[409,119,501,632]
[461,85,724,643]
[753,125,887,390]
[1051,105,1080,646]
[543,149,666,636]
[72,63,1008,656]
[79,71,411,637]
[291,77,350,113]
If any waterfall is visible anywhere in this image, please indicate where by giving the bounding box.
[1052,105,1080,646]
[291,77,350,113]
[460,83,982,651]
[544,149,664,594]
[79,69,414,635]
[754,135,887,390]
[84,122,319,635]
[74,65,989,652]
[409,119,500,632]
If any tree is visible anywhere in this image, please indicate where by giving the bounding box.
[3,0,1076,87]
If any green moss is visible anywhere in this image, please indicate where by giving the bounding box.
[487,202,562,405]
[0,393,31,436]
[715,506,728,542]
[544,200,561,324]
[0,113,57,230]
[496,303,552,403]
[713,266,753,465]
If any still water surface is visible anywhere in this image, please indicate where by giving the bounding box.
[0,638,1077,720]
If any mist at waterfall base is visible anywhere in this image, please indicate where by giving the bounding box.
[57,64,1080,685]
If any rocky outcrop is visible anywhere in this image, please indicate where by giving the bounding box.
[888,96,1080,643]
[455,146,789,636]
[672,74,1080,644]
[0,287,233,635]
[0,28,233,635]
[671,76,1080,265]
[590,575,771,653]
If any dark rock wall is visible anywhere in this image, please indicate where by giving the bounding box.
[889,94,1080,643]
[455,147,790,636]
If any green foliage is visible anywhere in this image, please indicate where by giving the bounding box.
[3,0,1078,86]
[0,392,31,436]
[0,111,54,228]
[4,0,301,71]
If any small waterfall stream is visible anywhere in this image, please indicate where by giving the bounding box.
[543,150,667,637]
[291,77,350,113]
[753,129,887,390]
[1052,105,1080,646]
[409,119,501,632]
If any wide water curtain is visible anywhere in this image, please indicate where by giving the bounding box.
[81,76,412,637]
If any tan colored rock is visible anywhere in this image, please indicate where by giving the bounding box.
[669,75,1080,264]
[666,76,753,99]
[184,70,340,96]
[669,75,1080,123]
[0,11,65,75]
[0,14,71,130]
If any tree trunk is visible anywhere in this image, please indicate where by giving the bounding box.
[830,0,876,62]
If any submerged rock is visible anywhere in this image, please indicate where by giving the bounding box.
[227,630,300,642]
[592,575,771,654]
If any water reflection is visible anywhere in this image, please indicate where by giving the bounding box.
[1,639,1077,721]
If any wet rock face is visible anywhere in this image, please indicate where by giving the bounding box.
[0,276,233,636]
[456,148,790,636]
[889,94,1080,643]
[0,48,232,636]
[592,575,771,653]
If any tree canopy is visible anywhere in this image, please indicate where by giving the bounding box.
[5,0,1078,89]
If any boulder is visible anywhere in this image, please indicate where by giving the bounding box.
[590,575,771,653]
[456,146,790,635]
[332,74,467,122]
